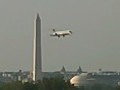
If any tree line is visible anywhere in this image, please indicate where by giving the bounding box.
[0,76,120,90]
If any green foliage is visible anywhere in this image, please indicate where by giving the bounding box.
[86,84,116,90]
[0,77,119,90]
[0,81,23,90]
[23,82,38,90]
[38,77,67,90]
[116,86,120,90]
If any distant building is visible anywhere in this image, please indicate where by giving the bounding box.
[70,71,120,87]
[60,66,66,74]
[0,70,31,83]
[76,66,82,74]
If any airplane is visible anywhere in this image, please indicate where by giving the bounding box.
[50,29,72,37]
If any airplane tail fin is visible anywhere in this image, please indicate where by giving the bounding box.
[69,31,72,34]
[53,29,55,32]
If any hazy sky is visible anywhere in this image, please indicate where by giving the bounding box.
[0,0,120,72]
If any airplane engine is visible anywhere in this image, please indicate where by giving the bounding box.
[55,33,57,35]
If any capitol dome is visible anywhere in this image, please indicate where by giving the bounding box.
[70,73,88,86]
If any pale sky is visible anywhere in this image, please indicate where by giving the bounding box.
[0,0,120,72]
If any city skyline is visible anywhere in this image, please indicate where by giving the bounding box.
[0,0,120,72]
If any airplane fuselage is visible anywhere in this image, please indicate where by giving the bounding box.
[50,30,72,37]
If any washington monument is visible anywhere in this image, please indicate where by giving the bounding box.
[32,13,42,81]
